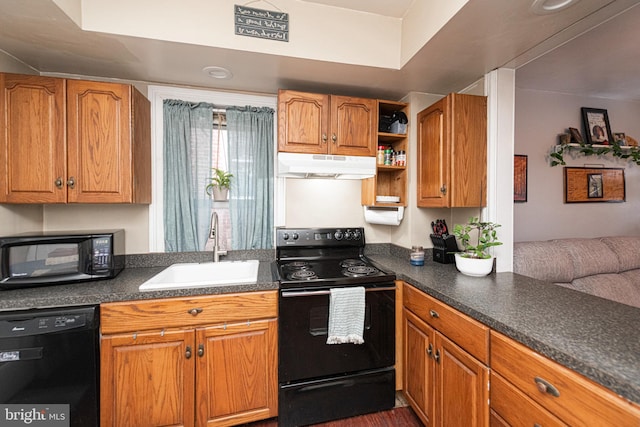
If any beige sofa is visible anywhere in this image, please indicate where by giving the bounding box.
[513,236,640,309]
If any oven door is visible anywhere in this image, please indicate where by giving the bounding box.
[278,284,395,383]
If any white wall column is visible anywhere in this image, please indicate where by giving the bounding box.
[485,68,515,272]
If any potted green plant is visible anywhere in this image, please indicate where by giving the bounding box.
[205,168,233,201]
[452,217,502,277]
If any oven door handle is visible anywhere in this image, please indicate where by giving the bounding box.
[281,286,396,298]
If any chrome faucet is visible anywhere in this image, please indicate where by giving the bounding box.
[209,212,227,262]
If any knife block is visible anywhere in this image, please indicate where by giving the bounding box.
[430,234,459,264]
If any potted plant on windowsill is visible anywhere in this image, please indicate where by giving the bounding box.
[206,168,233,201]
[452,217,502,277]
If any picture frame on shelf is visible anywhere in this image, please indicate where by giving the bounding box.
[569,127,583,143]
[514,155,527,202]
[581,107,614,145]
[614,132,627,146]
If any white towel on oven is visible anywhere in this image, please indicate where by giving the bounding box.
[326,286,365,345]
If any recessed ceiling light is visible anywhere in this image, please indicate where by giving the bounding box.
[530,0,581,15]
[202,66,233,79]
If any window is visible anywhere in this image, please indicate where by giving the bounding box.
[148,85,282,253]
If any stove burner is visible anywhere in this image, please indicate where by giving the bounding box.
[340,259,367,268]
[343,265,379,277]
[289,270,318,281]
[284,261,311,270]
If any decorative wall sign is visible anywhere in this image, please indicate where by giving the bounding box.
[564,167,625,203]
[514,155,527,202]
[235,4,289,42]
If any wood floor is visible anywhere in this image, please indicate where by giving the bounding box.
[244,405,423,426]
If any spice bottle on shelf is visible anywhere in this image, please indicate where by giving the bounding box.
[384,148,392,165]
[377,145,385,165]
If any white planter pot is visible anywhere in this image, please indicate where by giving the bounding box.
[212,187,229,201]
[454,253,494,277]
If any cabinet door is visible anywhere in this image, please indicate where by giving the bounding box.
[449,94,487,207]
[277,90,329,153]
[435,333,489,427]
[0,74,67,203]
[403,308,435,426]
[100,329,196,427]
[329,95,376,156]
[67,80,133,203]
[195,318,277,426]
[417,97,449,208]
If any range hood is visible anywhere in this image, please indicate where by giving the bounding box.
[277,152,376,179]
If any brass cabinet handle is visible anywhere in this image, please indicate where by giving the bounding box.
[434,349,441,364]
[66,176,76,189]
[55,177,63,189]
[427,343,433,357]
[332,133,337,143]
[188,308,203,316]
[534,377,560,397]
[322,133,328,142]
[197,344,205,357]
[429,309,440,319]
[185,346,192,359]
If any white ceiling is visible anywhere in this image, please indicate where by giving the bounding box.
[0,0,639,101]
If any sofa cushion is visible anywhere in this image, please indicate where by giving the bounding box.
[571,274,640,308]
[513,241,574,283]
[555,238,619,279]
[600,236,640,272]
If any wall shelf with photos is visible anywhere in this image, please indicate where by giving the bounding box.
[551,142,640,167]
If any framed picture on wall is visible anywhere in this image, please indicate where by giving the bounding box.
[514,155,527,202]
[564,167,625,203]
[581,107,614,145]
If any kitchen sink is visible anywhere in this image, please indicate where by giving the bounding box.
[139,260,260,291]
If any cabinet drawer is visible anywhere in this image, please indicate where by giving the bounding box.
[491,331,640,426]
[491,371,567,427]
[403,283,489,363]
[101,291,278,334]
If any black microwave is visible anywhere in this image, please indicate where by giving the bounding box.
[0,230,124,290]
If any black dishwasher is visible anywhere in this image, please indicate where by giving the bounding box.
[0,305,99,426]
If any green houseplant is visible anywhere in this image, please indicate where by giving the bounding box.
[452,217,502,277]
[205,168,233,201]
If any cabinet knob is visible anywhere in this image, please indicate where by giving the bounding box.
[185,346,192,359]
[427,343,433,357]
[322,133,328,142]
[434,349,441,364]
[534,377,560,397]
[440,185,447,195]
[66,176,76,189]
[55,178,63,189]
[332,133,337,143]
[429,309,440,319]
[189,308,203,316]
[198,343,205,357]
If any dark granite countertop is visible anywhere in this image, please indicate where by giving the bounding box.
[1,247,638,406]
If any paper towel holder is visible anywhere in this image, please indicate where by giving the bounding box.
[363,206,405,226]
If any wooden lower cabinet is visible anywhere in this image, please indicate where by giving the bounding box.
[100,292,278,427]
[491,330,640,427]
[402,283,489,427]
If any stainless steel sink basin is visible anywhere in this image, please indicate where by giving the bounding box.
[139,260,260,291]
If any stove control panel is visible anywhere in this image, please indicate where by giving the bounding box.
[276,227,365,247]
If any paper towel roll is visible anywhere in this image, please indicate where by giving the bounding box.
[363,206,404,226]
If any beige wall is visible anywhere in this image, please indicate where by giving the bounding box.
[514,88,640,241]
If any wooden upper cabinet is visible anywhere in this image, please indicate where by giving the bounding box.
[0,74,67,203]
[278,89,376,156]
[417,93,487,208]
[67,80,150,203]
[0,73,151,204]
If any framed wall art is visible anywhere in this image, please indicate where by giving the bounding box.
[564,167,625,203]
[581,107,614,145]
[514,155,527,202]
